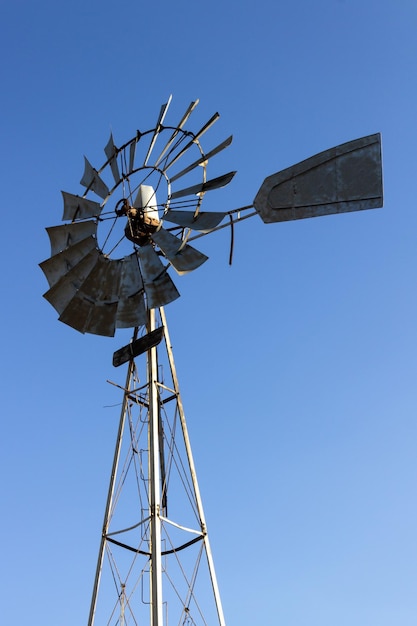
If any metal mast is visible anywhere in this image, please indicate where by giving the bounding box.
[148,307,164,626]
[88,307,225,626]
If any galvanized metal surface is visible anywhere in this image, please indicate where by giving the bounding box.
[43,249,100,314]
[164,111,220,171]
[138,244,180,309]
[46,221,97,255]
[61,191,101,221]
[58,256,123,335]
[152,228,208,274]
[104,132,121,185]
[80,157,110,199]
[170,171,236,200]
[87,353,137,626]
[170,135,233,183]
[115,253,147,329]
[60,297,118,336]
[40,236,97,287]
[144,96,172,167]
[163,209,226,231]
[147,309,164,626]
[75,255,123,303]
[254,133,383,223]
[160,307,227,626]
[51,257,146,335]
[115,291,147,329]
[40,226,182,335]
[154,100,199,167]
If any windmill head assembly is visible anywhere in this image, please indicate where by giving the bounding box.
[40,96,383,625]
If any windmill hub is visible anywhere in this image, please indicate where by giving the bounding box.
[113,184,162,246]
[124,215,160,246]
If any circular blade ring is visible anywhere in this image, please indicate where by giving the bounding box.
[40,97,234,336]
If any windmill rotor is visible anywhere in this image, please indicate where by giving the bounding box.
[40,97,235,336]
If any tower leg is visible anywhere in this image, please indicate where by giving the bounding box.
[88,340,137,626]
[160,307,226,626]
[87,308,226,625]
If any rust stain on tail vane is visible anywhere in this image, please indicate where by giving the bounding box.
[253,133,383,223]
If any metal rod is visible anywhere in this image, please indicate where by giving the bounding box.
[120,583,126,626]
[187,207,257,243]
[87,332,138,626]
[159,306,226,626]
[147,308,164,626]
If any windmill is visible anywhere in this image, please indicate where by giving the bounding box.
[40,96,383,626]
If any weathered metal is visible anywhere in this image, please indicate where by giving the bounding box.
[58,256,123,335]
[152,228,208,274]
[115,253,147,329]
[45,221,97,255]
[148,309,164,626]
[144,96,172,167]
[170,171,236,200]
[163,209,226,231]
[160,307,226,626]
[163,111,220,171]
[61,191,101,221]
[254,133,383,223]
[170,135,233,182]
[80,157,110,199]
[104,132,121,184]
[43,249,101,314]
[112,326,164,367]
[137,243,180,309]
[40,235,97,288]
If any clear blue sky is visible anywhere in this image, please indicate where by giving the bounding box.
[1,1,417,624]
